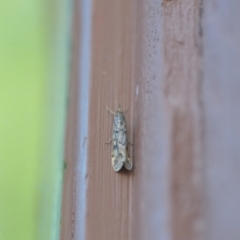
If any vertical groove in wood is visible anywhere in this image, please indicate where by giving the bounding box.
[60,0,80,239]
[161,0,205,240]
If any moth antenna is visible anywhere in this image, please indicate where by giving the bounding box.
[106,106,115,115]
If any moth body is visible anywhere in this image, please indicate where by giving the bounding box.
[107,106,133,172]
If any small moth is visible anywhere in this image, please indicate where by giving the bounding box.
[106,106,133,172]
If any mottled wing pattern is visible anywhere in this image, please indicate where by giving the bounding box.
[111,143,124,172]
[110,106,133,172]
[124,156,133,170]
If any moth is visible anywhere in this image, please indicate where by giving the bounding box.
[106,106,133,172]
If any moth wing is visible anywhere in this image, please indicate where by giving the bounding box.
[112,154,124,172]
[124,156,133,170]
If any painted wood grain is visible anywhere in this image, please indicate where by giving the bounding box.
[61,0,240,239]
[85,0,136,239]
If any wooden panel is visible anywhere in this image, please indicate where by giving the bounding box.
[85,0,136,239]
[161,1,204,239]
[61,0,240,239]
[132,1,204,240]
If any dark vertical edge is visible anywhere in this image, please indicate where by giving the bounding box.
[60,0,81,239]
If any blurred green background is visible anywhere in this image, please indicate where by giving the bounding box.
[0,0,72,239]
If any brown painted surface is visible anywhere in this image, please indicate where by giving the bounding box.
[162,1,204,239]
[86,0,136,239]
[61,0,240,239]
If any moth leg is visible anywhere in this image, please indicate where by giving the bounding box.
[105,137,112,144]
[106,106,115,115]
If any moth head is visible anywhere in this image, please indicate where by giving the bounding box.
[117,106,123,113]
